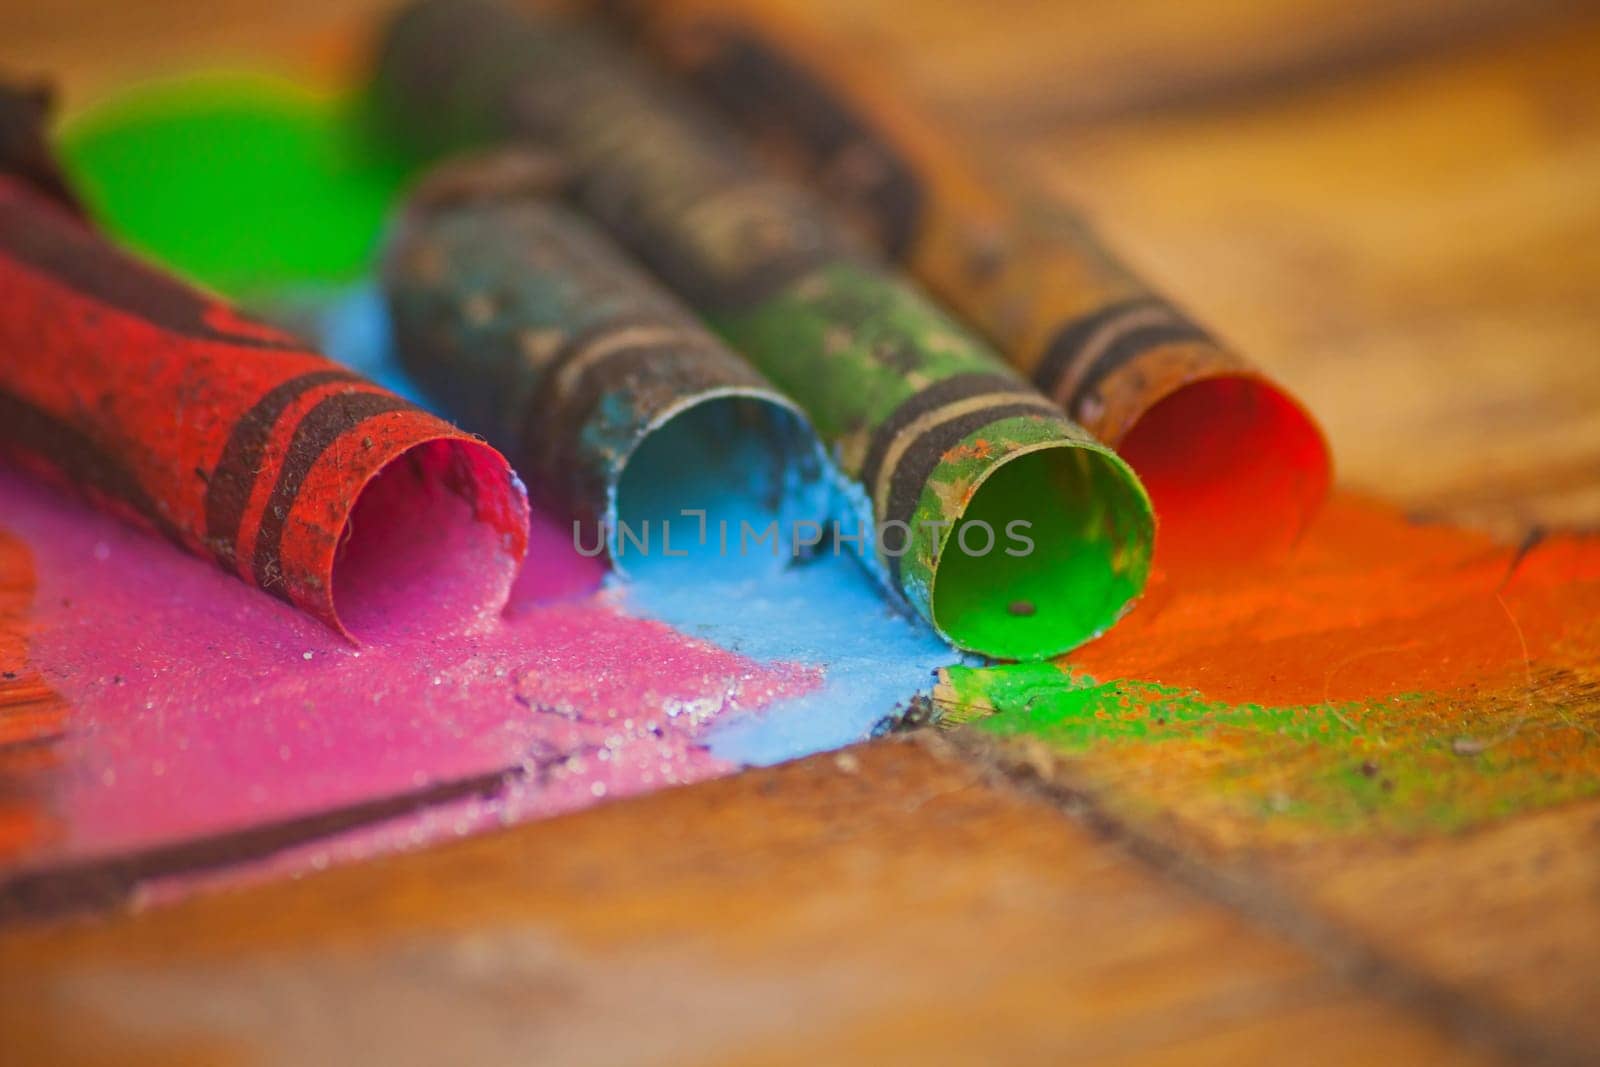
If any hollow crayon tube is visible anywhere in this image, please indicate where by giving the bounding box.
[605,0,1333,564]
[0,154,529,638]
[374,0,1154,659]
[383,149,828,567]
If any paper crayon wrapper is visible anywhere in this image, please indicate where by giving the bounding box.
[611,0,1332,562]
[0,176,529,637]
[384,149,829,566]
[375,0,1154,658]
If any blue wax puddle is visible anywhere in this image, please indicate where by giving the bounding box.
[301,282,966,766]
[624,550,960,763]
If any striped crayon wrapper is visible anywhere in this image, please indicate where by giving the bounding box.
[374,0,1154,659]
[383,149,829,565]
[608,0,1333,564]
[0,170,530,638]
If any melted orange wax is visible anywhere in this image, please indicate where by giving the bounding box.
[0,530,69,861]
[1072,493,1600,706]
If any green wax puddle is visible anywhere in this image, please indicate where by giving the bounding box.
[961,666,1365,747]
[61,74,413,298]
[944,663,1600,834]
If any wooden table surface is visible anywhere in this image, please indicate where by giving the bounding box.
[1,0,1598,1063]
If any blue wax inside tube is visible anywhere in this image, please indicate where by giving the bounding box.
[312,284,964,766]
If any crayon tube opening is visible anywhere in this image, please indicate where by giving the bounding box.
[331,438,527,640]
[610,391,829,575]
[1118,375,1330,572]
[931,443,1153,660]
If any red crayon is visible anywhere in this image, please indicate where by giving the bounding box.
[0,169,529,638]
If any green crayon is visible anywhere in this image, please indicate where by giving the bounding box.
[373,0,1154,659]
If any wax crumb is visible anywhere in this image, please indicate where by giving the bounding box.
[1008,600,1036,617]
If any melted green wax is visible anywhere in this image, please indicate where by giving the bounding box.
[60,74,414,297]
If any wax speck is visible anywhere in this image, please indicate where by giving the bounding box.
[1008,600,1036,617]
[302,651,313,661]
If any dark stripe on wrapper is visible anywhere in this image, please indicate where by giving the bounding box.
[250,391,419,594]
[529,323,710,477]
[1032,298,1211,410]
[1066,322,1214,416]
[858,372,1035,492]
[205,369,363,571]
[881,402,1061,585]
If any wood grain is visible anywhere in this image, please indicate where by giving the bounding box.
[959,728,1600,1065]
[0,0,1597,1061]
[1009,13,1600,538]
[0,739,1497,1065]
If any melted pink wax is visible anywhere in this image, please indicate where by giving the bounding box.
[0,469,818,873]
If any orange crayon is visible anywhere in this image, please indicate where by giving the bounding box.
[609,0,1333,564]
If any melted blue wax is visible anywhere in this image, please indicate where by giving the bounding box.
[307,283,964,766]
[626,550,959,763]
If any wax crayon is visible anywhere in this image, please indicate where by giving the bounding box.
[373,0,1154,659]
[605,0,1333,563]
[383,148,827,565]
[0,88,530,637]
[0,82,84,218]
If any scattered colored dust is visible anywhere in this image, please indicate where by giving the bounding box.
[1075,494,1599,706]
[0,469,817,871]
[940,498,1600,841]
